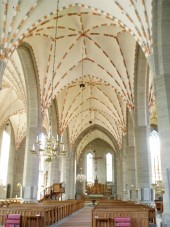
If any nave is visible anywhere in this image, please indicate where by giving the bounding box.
[1,0,170,226]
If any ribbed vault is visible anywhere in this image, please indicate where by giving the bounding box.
[0,0,155,155]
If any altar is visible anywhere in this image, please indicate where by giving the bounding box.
[86,176,111,196]
[88,194,103,198]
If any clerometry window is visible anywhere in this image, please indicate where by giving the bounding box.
[149,130,161,182]
[0,129,10,185]
[106,153,112,182]
[87,153,93,183]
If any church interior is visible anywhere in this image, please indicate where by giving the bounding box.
[0,0,170,226]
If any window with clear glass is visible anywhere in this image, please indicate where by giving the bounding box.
[0,129,11,185]
[106,153,112,182]
[87,153,93,183]
[149,130,161,182]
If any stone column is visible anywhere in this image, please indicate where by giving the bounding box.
[12,139,25,198]
[121,137,128,201]
[154,75,170,224]
[149,53,170,224]
[49,102,60,184]
[116,152,123,200]
[124,146,136,201]
[135,126,152,202]
[23,126,39,201]
[123,112,137,201]
[17,46,40,202]
[0,60,6,89]
[150,1,170,224]
[67,149,76,199]
[134,45,152,203]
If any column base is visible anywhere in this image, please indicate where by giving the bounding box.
[23,186,37,202]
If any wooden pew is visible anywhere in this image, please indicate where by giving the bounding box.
[0,199,84,226]
[155,200,163,213]
[91,200,152,227]
[94,200,156,224]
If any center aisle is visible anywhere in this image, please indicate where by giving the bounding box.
[52,206,92,227]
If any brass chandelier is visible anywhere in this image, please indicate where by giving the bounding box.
[151,157,165,195]
[31,130,67,162]
[152,180,165,195]
[76,172,86,182]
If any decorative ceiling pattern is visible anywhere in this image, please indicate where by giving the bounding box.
[0,0,152,62]
[56,75,127,149]
[0,51,26,149]
[0,0,153,156]
[10,113,26,150]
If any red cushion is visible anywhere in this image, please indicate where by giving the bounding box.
[5,219,21,224]
[5,224,20,227]
[115,224,130,227]
[7,214,21,219]
[115,217,131,222]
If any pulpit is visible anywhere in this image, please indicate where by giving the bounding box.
[40,183,65,201]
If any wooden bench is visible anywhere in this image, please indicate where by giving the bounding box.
[5,214,22,227]
[155,200,163,213]
[113,217,131,227]
[0,200,84,226]
[92,200,151,227]
[93,200,156,225]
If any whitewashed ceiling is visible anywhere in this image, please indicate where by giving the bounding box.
[0,0,154,155]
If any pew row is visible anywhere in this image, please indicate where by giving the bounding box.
[0,199,84,227]
[92,200,156,227]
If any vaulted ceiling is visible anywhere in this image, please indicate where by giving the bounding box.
[0,0,154,157]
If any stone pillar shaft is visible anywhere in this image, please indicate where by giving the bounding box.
[135,126,151,188]
[154,75,170,214]
[0,60,6,89]
[151,0,170,224]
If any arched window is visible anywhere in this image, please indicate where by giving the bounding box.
[106,153,112,182]
[149,130,161,183]
[0,129,11,185]
[87,153,93,183]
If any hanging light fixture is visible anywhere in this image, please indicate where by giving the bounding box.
[76,31,86,182]
[30,0,67,162]
[76,168,86,182]
[76,107,86,181]
[76,157,86,183]
[152,181,165,195]
[89,81,93,125]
